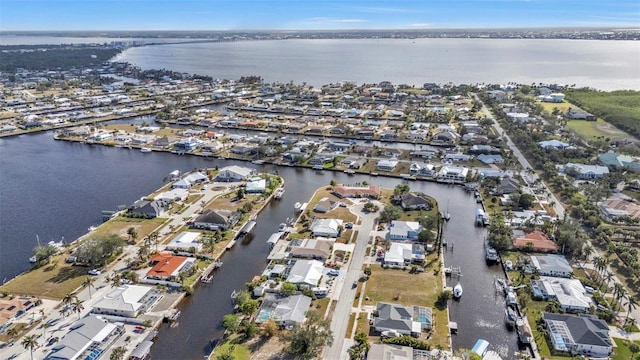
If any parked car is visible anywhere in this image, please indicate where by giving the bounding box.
[327,269,340,277]
[352,281,357,289]
[88,269,101,276]
[345,222,354,229]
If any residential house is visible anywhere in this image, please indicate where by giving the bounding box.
[383,242,425,267]
[166,231,203,252]
[127,199,165,218]
[368,344,414,360]
[397,192,432,211]
[437,165,469,182]
[309,154,335,166]
[333,185,381,199]
[341,157,367,169]
[47,316,124,360]
[406,132,427,141]
[409,150,436,160]
[539,140,572,150]
[495,177,520,195]
[528,255,572,278]
[376,159,399,172]
[444,153,473,162]
[174,137,201,151]
[388,221,423,241]
[542,313,612,357]
[289,238,334,260]
[259,294,312,327]
[216,165,256,182]
[409,163,435,177]
[327,142,351,152]
[0,296,37,331]
[146,253,196,282]
[563,163,609,180]
[92,285,157,318]
[246,177,267,193]
[286,259,324,288]
[477,154,504,164]
[565,108,596,121]
[373,302,432,335]
[193,209,236,231]
[229,145,256,156]
[171,171,209,189]
[431,129,459,145]
[378,148,403,158]
[530,277,590,312]
[599,152,640,172]
[313,197,337,213]
[311,218,343,238]
[154,188,189,204]
[599,199,640,221]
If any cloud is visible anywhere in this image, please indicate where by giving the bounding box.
[309,17,368,24]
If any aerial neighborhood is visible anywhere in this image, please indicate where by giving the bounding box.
[1,60,639,360]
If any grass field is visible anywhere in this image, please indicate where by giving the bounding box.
[91,216,167,244]
[565,118,630,141]
[537,100,575,114]
[612,338,640,360]
[210,339,250,360]
[362,264,450,348]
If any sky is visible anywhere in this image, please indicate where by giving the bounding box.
[0,0,639,31]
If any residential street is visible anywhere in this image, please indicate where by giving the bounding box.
[324,201,379,360]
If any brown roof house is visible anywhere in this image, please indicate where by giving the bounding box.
[512,230,558,253]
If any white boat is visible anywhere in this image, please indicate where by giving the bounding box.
[29,255,37,263]
[505,307,517,329]
[485,246,499,262]
[294,202,302,211]
[140,147,152,153]
[278,223,287,232]
[445,213,451,221]
[251,160,264,164]
[274,188,285,199]
[453,282,463,298]
[344,169,355,175]
[504,260,513,271]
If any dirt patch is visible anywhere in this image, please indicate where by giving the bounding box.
[247,336,292,360]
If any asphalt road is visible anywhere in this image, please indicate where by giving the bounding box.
[323,201,379,360]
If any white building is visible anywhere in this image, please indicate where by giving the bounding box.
[216,165,256,182]
[166,231,203,252]
[437,165,469,181]
[287,260,324,288]
[91,285,157,318]
[47,316,124,360]
[311,218,343,238]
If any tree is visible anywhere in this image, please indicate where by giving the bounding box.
[330,179,337,187]
[62,292,76,307]
[6,326,18,339]
[283,311,333,360]
[629,343,640,360]
[32,244,59,264]
[222,314,241,334]
[110,346,127,360]
[72,297,84,319]
[487,215,513,251]
[625,295,638,327]
[82,277,95,299]
[241,320,258,338]
[21,334,39,360]
[126,227,138,243]
[393,184,410,196]
[237,188,246,200]
[239,299,259,316]
[379,205,403,223]
[281,281,297,296]
[262,319,279,337]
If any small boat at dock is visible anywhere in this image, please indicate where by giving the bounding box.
[140,147,152,153]
[273,188,285,199]
[453,282,463,299]
[505,307,517,329]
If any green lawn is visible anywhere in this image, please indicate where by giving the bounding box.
[210,340,250,360]
[565,118,630,141]
[612,338,640,360]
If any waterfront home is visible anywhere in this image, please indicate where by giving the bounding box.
[527,255,572,278]
[154,188,189,204]
[246,177,267,193]
[431,129,460,145]
[477,154,504,165]
[562,163,609,180]
[256,294,312,328]
[341,157,367,169]
[127,199,165,218]
[368,344,414,360]
[388,221,423,241]
[513,230,558,253]
[376,159,399,172]
[286,259,324,288]
[146,252,196,282]
[437,165,469,182]
[309,154,335,166]
[92,285,158,318]
[89,131,113,141]
[373,302,432,336]
[313,197,338,213]
[328,142,351,152]
[379,148,403,158]
[0,296,37,331]
[444,153,473,162]
[542,313,612,357]
[230,144,257,156]
[409,150,436,160]
[383,242,425,267]
[216,165,256,182]
[47,315,124,360]
[282,150,308,162]
[166,231,203,252]
[462,133,490,144]
[193,209,237,231]
[409,162,435,177]
[174,137,201,151]
[311,218,343,238]
[201,141,223,154]
[171,171,209,189]
[288,238,334,260]
[130,134,155,145]
[333,184,381,199]
[494,176,521,195]
[530,277,590,312]
[397,192,432,211]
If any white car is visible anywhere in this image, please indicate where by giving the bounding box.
[88,269,101,276]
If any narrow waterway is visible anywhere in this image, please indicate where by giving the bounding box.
[0,130,518,359]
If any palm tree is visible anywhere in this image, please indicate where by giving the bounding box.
[62,292,76,306]
[614,283,627,311]
[21,334,39,360]
[110,346,127,360]
[625,295,638,327]
[604,271,615,292]
[110,272,122,288]
[42,321,50,339]
[6,326,18,339]
[82,277,95,299]
[72,297,84,319]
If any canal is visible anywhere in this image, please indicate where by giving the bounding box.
[0,130,518,359]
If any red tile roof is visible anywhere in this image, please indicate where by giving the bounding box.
[147,252,189,278]
[513,230,558,252]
